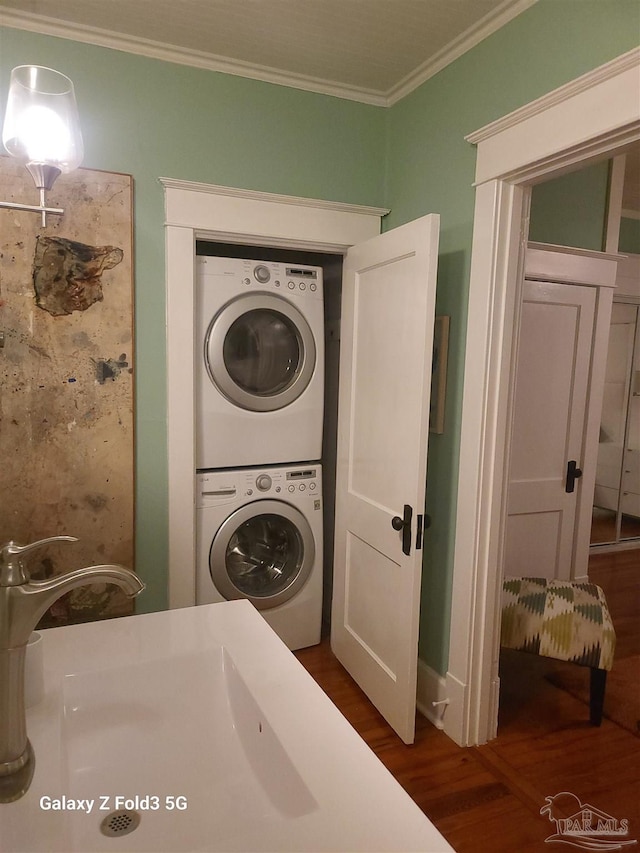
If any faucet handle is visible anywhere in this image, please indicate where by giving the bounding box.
[0,536,78,586]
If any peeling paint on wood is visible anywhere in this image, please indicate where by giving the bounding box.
[33,236,124,316]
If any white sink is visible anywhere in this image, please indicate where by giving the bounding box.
[62,649,317,851]
[2,601,453,852]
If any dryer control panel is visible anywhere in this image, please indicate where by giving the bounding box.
[196,256,323,301]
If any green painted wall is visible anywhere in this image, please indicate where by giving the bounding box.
[384,0,640,673]
[619,216,640,254]
[0,27,386,614]
[529,160,611,250]
[1,0,638,675]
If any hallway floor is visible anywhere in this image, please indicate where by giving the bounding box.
[295,548,640,852]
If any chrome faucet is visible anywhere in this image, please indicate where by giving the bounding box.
[0,536,145,802]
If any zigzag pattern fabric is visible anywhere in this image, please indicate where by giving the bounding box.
[501,577,616,671]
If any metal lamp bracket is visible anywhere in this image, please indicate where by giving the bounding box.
[0,162,65,226]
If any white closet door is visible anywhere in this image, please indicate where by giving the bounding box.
[331,214,439,744]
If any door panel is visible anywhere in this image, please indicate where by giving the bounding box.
[504,511,563,577]
[505,280,597,580]
[331,215,439,744]
[349,256,427,509]
[345,533,401,676]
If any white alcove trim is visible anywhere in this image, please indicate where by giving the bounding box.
[161,179,387,609]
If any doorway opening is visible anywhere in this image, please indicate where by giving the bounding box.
[497,151,640,739]
[448,47,640,747]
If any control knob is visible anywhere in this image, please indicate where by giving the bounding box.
[256,474,272,491]
[254,265,270,283]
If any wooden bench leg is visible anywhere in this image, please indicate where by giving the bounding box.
[590,668,607,726]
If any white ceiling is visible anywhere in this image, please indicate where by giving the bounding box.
[0,0,537,105]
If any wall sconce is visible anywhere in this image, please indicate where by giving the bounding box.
[1,65,83,226]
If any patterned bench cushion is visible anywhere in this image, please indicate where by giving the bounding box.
[501,577,616,671]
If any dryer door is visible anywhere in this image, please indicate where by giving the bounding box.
[205,293,316,412]
[209,499,315,610]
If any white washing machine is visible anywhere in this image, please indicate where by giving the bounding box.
[196,255,324,469]
[196,464,323,650]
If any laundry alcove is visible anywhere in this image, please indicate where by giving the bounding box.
[194,238,344,633]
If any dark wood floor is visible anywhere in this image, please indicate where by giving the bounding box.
[295,548,640,852]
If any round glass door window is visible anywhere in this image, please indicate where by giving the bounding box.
[209,500,315,610]
[223,309,301,397]
[226,513,302,597]
[205,293,316,412]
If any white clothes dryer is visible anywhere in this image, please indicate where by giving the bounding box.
[196,255,324,469]
[196,464,323,650]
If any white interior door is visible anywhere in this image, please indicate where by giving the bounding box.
[331,214,439,744]
[504,279,597,580]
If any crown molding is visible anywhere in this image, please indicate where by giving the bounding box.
[466,45,640,144]
[1,2,537,108]
[158,178,390,218]
[386,0,538,105]
[0,8,388,105]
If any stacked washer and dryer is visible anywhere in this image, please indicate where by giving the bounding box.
[195,255,325,650]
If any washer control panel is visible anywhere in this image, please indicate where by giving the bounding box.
[243,466,320,497]
[285,468,318,493]
[197,466,322,509]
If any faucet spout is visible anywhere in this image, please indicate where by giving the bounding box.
[3,564,144,651]
[0,555,144,802]
[11,565,145,646]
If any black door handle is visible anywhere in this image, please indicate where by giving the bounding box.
[391,504,413,556]
[565,460,583,493]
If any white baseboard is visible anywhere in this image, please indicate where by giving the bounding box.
[416,657,449,730]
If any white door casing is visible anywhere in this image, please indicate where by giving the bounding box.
[505,280,597,582]
[162,179,388,609]
[331,215,440,744]
[448,47,640,747]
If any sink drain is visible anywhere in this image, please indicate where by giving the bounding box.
[100,809,141,838]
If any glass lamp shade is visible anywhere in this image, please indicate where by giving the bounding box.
[2,65,83,174]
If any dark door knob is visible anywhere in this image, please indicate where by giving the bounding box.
[391,504,413,556]
[565,460,583,493]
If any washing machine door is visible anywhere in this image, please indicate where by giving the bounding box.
[204,292,316,412]
[209,499,315,610]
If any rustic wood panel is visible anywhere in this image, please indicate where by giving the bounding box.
[0,156,134,625]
